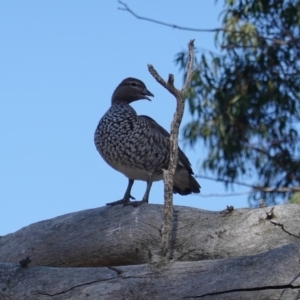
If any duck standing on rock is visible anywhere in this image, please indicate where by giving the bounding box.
[94,77,201,207]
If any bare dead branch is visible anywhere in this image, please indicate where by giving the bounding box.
[258,186,300,193]
[2,205,300,298]
[195,174,300,194]
[147,67,179,99]
[118,1,292,47]
[198,191,252,198]
[118,1,218,33]
[147,40,195,262]
[195,174,258,189]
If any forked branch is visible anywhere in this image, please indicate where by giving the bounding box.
[147,40,195,262]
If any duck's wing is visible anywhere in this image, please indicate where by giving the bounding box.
[138,115,194,175]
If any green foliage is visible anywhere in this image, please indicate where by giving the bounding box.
[290,192,300,204]
[176,0,300,205]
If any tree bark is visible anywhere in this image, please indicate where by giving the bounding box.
[1,204,300,299]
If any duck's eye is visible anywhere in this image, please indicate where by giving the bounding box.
[130,82,137,87]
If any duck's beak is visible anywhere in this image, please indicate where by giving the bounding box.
[142,89,154,101]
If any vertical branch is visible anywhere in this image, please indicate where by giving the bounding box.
[147,40,195,262]
[182,41,195,94]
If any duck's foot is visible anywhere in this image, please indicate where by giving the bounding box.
[123,199,148,207]
[106,198,147,207]
[106,194,135,206]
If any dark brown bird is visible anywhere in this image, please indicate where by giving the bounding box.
[94,77,200,206]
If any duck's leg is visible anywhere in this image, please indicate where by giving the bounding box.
[106,179,135,206]
[123,179,152,207]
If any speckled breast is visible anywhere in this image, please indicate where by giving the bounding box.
[94,105,169,174]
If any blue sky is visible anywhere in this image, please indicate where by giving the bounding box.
[0,1,249,236]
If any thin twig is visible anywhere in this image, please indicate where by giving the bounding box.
[197,191,252,198]
[118,1,218,33]
[147,40,195,262]
[195,174,300,193]
[256,187,300,193]
[118,1,291,46]
[195,174,259,189]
